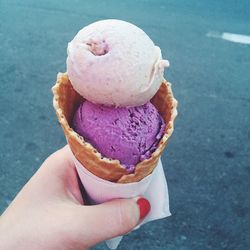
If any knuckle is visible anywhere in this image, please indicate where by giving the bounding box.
[117,200,137,231]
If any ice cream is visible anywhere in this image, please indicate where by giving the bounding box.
[67,19,169,107]
[73,100,165,173]
[52,19,177,183]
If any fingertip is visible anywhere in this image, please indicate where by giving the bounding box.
[60,144,71,154]
[42,144,74,170]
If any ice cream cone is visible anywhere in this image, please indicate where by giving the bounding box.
[52,72,177,183]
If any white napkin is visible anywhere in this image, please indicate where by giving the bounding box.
[73,155,171,249]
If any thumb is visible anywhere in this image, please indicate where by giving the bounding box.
[73,197,150,247]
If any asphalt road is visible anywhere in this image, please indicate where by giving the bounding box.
[0,0,250,249]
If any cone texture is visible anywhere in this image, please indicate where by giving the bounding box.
[52,73,177,183]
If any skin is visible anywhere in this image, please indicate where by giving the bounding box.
[0,146,142,250]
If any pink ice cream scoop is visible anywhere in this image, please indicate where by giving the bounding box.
[67,19,169,107]
[73,100,165,172]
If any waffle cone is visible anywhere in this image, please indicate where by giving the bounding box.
[52,72,177,183]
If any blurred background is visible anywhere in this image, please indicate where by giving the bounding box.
[0,0,250,249]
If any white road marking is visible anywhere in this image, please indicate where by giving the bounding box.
[206,31,250,44]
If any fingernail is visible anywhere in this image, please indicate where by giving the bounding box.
[137,197,151,220]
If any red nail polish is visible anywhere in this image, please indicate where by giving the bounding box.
[137,198,151,220]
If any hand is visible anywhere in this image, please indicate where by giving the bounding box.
[0,146,150,250]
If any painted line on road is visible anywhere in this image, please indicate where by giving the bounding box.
[206,31,250,44]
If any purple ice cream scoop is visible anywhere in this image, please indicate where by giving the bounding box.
[72,100,165,173]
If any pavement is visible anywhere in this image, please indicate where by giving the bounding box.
[0,0,250,249]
